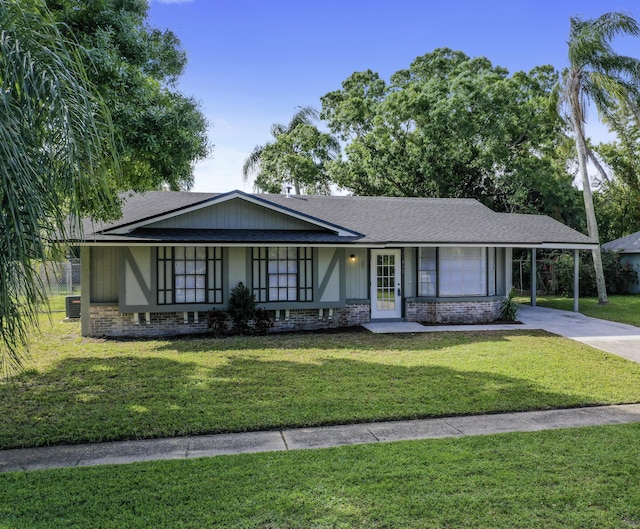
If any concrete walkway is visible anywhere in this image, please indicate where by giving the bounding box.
[364,304,640,363]
[3,404,640,473]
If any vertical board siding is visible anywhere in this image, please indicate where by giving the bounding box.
[146,199,319,231]
[227,247,247,296]
[90,247,119,302]
[345,248,368,299]
[404,248,415,297]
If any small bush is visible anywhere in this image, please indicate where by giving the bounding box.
[500,288,518,322]
[225,282,272,335]
[206,309,228,338]
[253,308,273,335]
[227,282,256,334]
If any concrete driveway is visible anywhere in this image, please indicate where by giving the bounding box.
[364,304,640,364]
[513,304,640,363]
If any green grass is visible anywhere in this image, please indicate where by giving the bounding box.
[2,313,640,449]
[523,294,640,327]
[2,424,640,528]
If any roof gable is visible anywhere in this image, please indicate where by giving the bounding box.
[103,191,360,237]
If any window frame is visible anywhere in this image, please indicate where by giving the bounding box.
[417,246,496,298]
[157,246,223,305]
[252,246,313,303]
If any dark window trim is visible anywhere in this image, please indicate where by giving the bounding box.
[417,246,501,298]
[252,247,313,303]
[157,246,223,305]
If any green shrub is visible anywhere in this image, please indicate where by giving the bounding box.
[227,282,257,334]
[499,288,518,321]
[226,282,273,335]
[206,309,228,338]
[552,250,637,297]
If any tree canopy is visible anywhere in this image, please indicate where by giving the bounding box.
[47,0,210,191]
[594,103,640,242]
[0,0,120,373]
[321,49,582,225]
[243,107,340,195]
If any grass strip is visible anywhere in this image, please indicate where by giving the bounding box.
[1,423,639,528]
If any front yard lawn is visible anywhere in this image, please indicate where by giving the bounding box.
[2,315,640,449]
[2,423,640,528]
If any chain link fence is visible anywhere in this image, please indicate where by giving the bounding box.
[38,258,81,295]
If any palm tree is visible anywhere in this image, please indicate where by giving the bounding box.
[0,1,119,374]
[560,12,640,304]
[242,106,340,195]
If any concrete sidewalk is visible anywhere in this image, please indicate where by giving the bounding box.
[3,404,640,473]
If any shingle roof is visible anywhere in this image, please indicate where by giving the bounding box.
[602,232,640,253]
[75,190,596,247]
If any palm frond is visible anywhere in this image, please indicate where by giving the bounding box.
[0,0,119,375]
[241,145,264,181]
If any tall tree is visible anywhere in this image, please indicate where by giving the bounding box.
[560,12,640,304]
[243,107,340,195]
[594,103,640,242]
[0,0,120,373]
[321,50,582,226]
[47,0,210,191]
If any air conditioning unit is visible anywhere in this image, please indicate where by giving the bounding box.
[65,296,81,319]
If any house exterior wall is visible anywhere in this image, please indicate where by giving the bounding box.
[87,304,372,337]
[316,247,342,303]
[121,247,153,308]
[621,254,640,293]
[82,244,511,337]
[90,247,119,302]
[345,248,368,299]
[404,247,416,297]
[405,297,503,324]
[147,198,319,231]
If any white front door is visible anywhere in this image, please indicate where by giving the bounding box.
[370,249,402,319]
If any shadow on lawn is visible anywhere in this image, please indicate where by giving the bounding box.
[0,348,596,450]
[154,328,553,354]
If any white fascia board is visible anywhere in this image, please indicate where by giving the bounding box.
[105,190,359,237]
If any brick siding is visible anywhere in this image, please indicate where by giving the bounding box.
[89,299,501,337]
[405,298,502,324]
[88,304,371,338]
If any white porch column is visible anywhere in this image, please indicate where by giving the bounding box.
[574,249,580,313]
[531,248,537,306]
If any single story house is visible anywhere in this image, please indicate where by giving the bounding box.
[602,232,640,293]
[71,190,596,337]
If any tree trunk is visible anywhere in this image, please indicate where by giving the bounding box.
[570,96,609,304]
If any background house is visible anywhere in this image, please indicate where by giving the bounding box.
[603,232,640,293]
[72,190,596,337]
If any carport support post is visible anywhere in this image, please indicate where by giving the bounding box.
[531,248,537,306]
[574,249,579,312]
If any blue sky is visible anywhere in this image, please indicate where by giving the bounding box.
[147,0,639,192]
